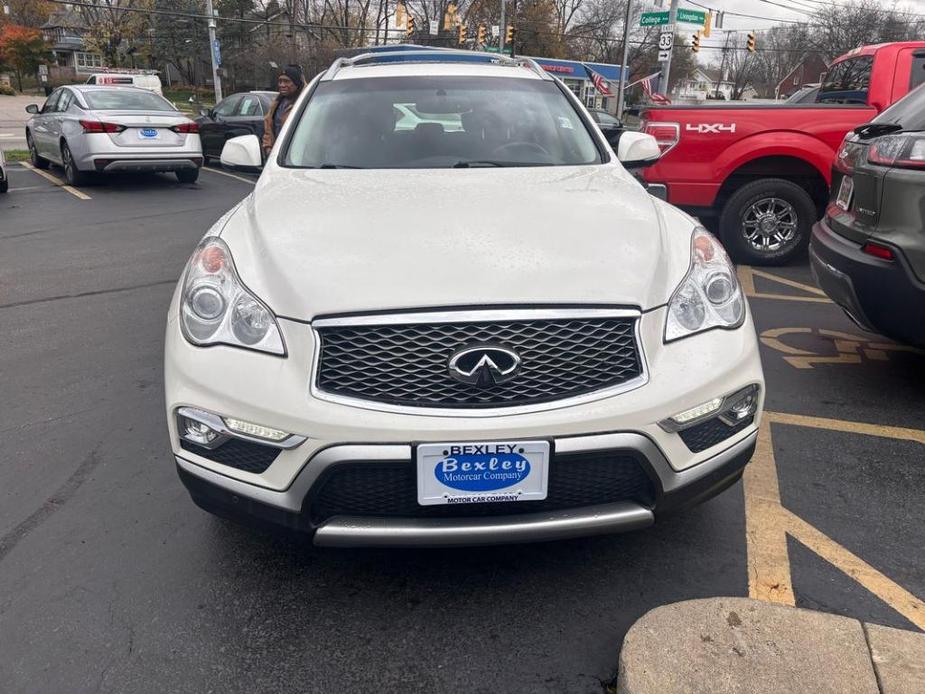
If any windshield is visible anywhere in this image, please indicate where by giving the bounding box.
[284,76,602,168]
[83,89,177,111]
[871,82,925,130]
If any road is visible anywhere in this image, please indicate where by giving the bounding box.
[0,95,36,152]
[1,165,923,693]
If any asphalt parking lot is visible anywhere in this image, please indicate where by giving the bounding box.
[1,165,923,693]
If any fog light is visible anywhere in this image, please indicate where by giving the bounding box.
[180,416,219,446]
[719,384,760,425]
[223,417,289,442]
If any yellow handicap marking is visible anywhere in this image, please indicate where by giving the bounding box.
[759,327,925,369]
[738,266,832,304]
[19,161,91,200]
[744,412,925,629]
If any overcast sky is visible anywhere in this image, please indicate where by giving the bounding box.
[668,0,925,58]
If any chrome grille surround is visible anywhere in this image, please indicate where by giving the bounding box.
[310,308,648,416]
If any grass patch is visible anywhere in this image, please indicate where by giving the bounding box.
[3,149,29,162]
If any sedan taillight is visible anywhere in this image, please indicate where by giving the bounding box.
[79,119,126,134]
[868,133,925,169]
[171,122,199,134]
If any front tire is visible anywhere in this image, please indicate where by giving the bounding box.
[0,177,8,193]
[28,133,50,170]
[719,178,816,266]
[61,142,88,186]
[176,168,200,184]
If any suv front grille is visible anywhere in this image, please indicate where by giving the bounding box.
[307,452,656,523]
[315,315,642,408]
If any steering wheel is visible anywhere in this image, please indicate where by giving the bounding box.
[491,141,551,158]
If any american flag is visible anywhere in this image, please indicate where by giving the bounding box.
[584,65,613,96]
[637,72,671,104]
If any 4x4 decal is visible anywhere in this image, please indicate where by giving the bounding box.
[686,123,736,134]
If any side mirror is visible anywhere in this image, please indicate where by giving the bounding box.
[617,131,661,169]
[25,104,40,114]
[221,134,263,173]
[199,107,211,117]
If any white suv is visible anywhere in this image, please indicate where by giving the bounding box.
[165,50,764,546]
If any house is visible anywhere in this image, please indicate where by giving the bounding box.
[41,8,105,81]
[674,67,734,101]
[775,54,828,99]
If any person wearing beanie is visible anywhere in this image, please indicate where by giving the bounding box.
[262,64,306,155]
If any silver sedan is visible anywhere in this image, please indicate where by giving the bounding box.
[25,85,203,185]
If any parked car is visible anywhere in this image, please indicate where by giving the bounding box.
[85,70,163,95]
[640,42,925,265]
[165,49,765,547]
[811,84,925,346]
[588,108,625,149]
[0,149,7,194]
[195,91,275,163]
[25,85,203,185]
[784,83,820,104]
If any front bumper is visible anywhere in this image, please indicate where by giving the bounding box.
[166,300,764,546]
[811,220,925,346]
[177,430,756,547]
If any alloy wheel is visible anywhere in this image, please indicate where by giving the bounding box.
[741,197,798,252]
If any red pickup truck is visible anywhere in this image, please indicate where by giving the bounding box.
[641,42,925,264]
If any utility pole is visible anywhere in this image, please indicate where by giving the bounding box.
[616,0,633,119]
[659,0,679,96]
[499,0,506,53]
[205,0,223,103]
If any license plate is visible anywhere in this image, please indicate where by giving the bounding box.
[138,128,160,139]
[835,175,854,210]
[416,440,550,506]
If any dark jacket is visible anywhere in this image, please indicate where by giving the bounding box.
[262,96,296,153]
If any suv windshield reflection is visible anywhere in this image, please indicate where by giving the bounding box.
[283,76,602,168]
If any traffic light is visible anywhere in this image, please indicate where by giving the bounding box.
[747,31,756,53]
[406,15,415,38]
[395,2,405,27]
[458,25,467,45]
[505,25,514,45]
[477,24,486,46]
[691,31,700,53]
[703,11,711,38]
[444,2,457,31]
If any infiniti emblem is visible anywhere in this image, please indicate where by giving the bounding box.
[448,344,522,388]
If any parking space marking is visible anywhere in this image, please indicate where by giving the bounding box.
[760,327,925,368]
[19,162,91,200]
[202,167,257,185]
[745,412,925,629]
[738,266,832,304]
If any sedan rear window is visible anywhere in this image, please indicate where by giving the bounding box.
[82,89,177,111]
[284,76,602,168]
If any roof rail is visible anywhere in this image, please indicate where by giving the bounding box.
[321,48,553,80]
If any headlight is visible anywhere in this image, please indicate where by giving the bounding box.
[179,237,285,355]
[665,227,745,342]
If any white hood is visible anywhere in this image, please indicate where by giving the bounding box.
[219,164,694,320]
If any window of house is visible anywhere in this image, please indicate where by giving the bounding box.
[75,52,104,71]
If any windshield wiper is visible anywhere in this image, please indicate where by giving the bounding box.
[853,122,903,139]
[318,163,364,169]
[452,160,535,168]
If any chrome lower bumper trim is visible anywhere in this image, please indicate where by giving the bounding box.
[313,501,654,547]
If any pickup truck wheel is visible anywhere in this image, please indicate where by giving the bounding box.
[719,178,815,265]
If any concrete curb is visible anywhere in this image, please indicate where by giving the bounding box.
[617,598,925,694]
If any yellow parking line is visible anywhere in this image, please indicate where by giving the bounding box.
[782,507,925,630]
[19,161,90,200]
[765,411,925,445]
[745,413,925,628]
[202,166,256,185]
[743,419,795,606]
[750,268,828,296]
